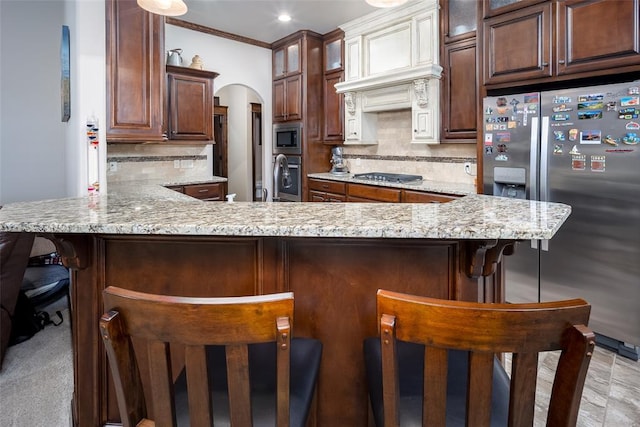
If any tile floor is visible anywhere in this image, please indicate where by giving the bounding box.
[505,346,640,426]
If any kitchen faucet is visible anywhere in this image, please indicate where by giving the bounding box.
[273,153,292,202]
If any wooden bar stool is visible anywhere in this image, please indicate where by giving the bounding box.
[100,287,321,427]
[364,289,595,427]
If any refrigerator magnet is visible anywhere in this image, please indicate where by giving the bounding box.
[618,108,639,119]
[508,121,517,129]
[590,155,606,172]
[553,104,572,112]
[620,96,639,107]
[495,154,508,162]
[554,130,565,141]
[496,132,511,143]
[569,145,581,154]
[628,86,639,95]
[578,94,604,102]
[484,133,493,145]
[572,154,586,170]
[603,135,619,146]
[524,93,539,103]
[569,129,578,141]
[622,133,640,145]
[577,110,603,120]
[553,96,571,104]
[580,130,601,144]
[625,121,640,130]
[553,144,564,155]
[484,146,494,155]
[606,101,617,112]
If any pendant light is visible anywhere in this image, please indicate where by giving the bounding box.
[365,0,408,7]
[137,0,188,16]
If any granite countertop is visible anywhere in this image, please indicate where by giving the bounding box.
[0,180,570,239]
[308,173,476,196]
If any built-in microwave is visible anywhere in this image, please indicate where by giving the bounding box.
[273,122,302,155]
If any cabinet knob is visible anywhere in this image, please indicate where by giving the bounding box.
[542,62,549,67]
[558,59,565,64]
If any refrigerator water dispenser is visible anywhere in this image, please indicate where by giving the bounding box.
[493,167,526,199]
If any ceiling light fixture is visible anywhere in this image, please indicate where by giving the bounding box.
[278,14,292,22]
[137,0,188,16]
[365,0,408,7]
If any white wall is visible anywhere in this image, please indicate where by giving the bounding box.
[165,24,273,199]
[0,0,105,204]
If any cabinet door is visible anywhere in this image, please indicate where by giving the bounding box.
[483,2,552,85]
[106,0,164,142]
[274,75,302,123]
[183,183,225,201]
[273,79,287,122]
[557,0,640,76]
[442,38,477,140]
[285,75,302,121]
[347,183,401,202]
[167,72,213,140]
[323,72,344,142]
[273,39,301,78]
[442,0,478,43]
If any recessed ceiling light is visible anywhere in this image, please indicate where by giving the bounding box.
[278,14,292,22]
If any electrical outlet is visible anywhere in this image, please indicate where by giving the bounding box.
[174,160,181,169]
[181,159,194,169]
[109,162,118,172]
[464,162,472,175]
[355,158,361,166]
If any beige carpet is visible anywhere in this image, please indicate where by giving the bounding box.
[0,309,73,426]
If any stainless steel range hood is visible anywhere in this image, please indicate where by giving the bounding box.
[334,0,442,145]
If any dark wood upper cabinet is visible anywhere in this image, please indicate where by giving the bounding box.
[557,0,640,75]
[273,38,301,79]
[442,38,478,140]
[483,2,552,86]
[106,0,164,142]
[166,66,218,141]
[322,29,345,143]
[443,0,478,43]
[440,0,479,142]
[483,0,640,88]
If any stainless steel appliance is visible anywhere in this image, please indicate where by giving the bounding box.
[353,172,423,184]
[273,122,302,155]
[272,154,301,202]
[483,82,640,359]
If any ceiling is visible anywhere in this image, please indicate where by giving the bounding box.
[178,0,380,44]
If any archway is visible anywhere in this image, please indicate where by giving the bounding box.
[215,84,264,202]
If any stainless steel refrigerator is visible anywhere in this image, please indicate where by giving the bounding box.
[483,82,640,360]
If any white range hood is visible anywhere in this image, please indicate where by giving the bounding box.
[335,0,442,144]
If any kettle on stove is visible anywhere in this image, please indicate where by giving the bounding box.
[167,48,183,66]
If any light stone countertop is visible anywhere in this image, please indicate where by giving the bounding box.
[0,177,570,239]
[308,173,476,196]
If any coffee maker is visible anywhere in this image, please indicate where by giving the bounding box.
[330,146,349,175]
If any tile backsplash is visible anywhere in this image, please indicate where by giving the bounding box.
[107,144,212,183]
[342,110,477,184]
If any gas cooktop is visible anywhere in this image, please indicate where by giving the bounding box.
[352,172,423,184]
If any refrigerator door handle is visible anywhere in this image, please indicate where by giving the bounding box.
[530,116,539,250]
[540,116,550,251]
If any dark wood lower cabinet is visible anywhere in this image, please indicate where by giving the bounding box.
[57,233,506,426]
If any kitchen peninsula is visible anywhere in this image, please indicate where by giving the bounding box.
[0,187,570,426]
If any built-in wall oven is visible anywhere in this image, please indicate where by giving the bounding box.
[272,155,301,202]
[273,122,302,155]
